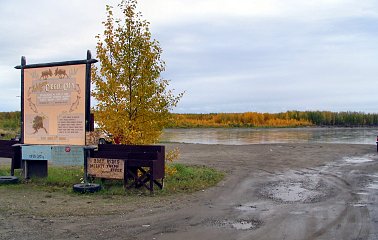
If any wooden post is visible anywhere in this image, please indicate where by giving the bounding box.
[85,50,92,134]
[20,56,25,144]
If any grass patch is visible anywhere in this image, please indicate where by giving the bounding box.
[0,167,11,176]
[32,166,84,188]
[0,164,224,196]
[162,163,224,194]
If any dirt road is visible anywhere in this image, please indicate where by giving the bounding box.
[1,143,378,240]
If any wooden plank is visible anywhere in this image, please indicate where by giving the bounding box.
[88,158,124,179]
[0,140,19,158]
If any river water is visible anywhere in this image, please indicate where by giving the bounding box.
[161,128,378,145]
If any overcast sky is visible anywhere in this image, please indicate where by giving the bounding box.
[1,0,378,113]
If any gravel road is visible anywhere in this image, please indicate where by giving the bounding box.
[0,143,377,240]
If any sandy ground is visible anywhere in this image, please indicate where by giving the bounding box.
[0,143,378,240]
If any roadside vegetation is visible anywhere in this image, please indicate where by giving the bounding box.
[0,111,20,139]
[0,164,224,196]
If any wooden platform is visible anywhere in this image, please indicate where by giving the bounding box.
[90,144,165,192]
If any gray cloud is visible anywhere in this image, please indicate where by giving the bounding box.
[1,0,378,113]
[155,13,378,113]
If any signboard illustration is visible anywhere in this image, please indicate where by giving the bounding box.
[23,64,86,145]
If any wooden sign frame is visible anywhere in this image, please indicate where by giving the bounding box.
[15,51,97,145]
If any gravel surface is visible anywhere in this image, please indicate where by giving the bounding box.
[0,143,378,240]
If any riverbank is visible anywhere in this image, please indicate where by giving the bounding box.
[1,143,377,239]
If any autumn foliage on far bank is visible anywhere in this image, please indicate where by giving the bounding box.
[167,111,378,128]
[168,112,313,128]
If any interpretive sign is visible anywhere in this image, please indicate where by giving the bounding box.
[87,158,124,179]
[15,51,97,145]
[15,52,97,179]
[51,146,84,166]
[23,65,86,145]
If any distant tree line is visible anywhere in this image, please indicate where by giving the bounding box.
[168,111,378,128]
[1,111,378,132]
[281,111,378,127]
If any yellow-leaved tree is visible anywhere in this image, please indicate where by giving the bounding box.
[92,0,183,145]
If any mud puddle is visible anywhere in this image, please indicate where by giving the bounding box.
[257,174,334,203]
[366,173,378,190]
[232,220,256,230]
[204,218,262,231]
[367,182,378,190]
[343,154,376,164]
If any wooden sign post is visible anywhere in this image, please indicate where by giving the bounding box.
[15,50,97,145]
[14,51,97,178]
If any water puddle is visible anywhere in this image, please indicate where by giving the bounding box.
[205,218,262,231]
[236,204,257,211]
[258,175,333,203]
[232,221,254,230]
[230,219,262,230]
[344,156,373,164]
[289,211,306,215]
[352,203,367,207]
[355,191,369,195]
[367,183,378,190]
[267,182,320,202]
